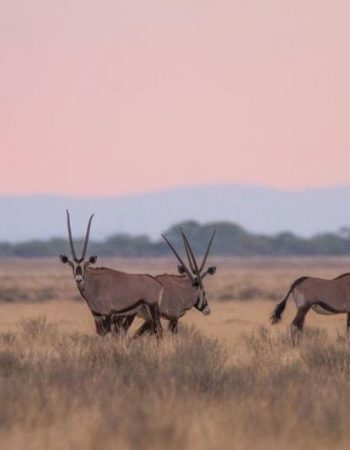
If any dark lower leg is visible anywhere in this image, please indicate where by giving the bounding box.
[150,304,163,339]
[122,315,136,333]
[347,313,350,335]
[291,306,310,344]
[95,317,110,336]
[112,316,124,335]
[133,321,153,338]
[168,319,178,334]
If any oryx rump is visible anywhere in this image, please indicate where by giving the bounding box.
[271,272,350,342]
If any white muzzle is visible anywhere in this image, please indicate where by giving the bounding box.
[202,305,211,316]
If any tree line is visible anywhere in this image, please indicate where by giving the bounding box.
[1,220,350,257]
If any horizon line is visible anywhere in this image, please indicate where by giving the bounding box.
[1,182,350,199]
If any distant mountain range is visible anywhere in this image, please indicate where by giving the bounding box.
[1,184,350,242]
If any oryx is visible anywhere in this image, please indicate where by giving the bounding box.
[109,229,217,336]
[271,272,350,343]
[59,210,163,338]
[157,229,217,333]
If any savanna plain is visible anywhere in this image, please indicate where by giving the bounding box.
[1,257,350,450]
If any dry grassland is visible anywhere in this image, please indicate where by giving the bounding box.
[1,257,350,449]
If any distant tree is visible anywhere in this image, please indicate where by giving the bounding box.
[338,226,350,240]
[1,220,350,257]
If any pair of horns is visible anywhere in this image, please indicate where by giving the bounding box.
[66,210,94,261]
[162,228,216,281]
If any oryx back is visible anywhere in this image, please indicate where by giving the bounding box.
[82,267,163,317]
[293,274,350,314]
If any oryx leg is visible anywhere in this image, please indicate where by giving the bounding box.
[347,313,350,336]
[94,315,111,336]
[133,320,153,338]
[113,314,136,338]
[133,304,163,340]
[150,303,163,339]
[168,319,178,334]
[112,315,125,336]
[122,315,136,333]
[112,314,136,337]
[290,305,310,345]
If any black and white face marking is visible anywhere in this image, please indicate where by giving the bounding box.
[60,255,97,286]
[72,260,85,285]
[193,282,211,316]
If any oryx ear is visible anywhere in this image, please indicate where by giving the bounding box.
[177,265,186,274]
[60,255,69,264]
[201,266,217,280]
[207,266,217,275]
[89,255,97,264]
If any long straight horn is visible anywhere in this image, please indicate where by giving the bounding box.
[66,210,77,260]
[199,230,216,272]
[180,230,200,276]
[81,214,94,259]
[180,229,196,274]
[161,234,193,281]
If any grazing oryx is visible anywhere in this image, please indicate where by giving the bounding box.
[271,272,350,342]
[59,210,163,339]
[111,229,217,337]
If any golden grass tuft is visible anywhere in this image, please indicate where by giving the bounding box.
[1,257,350,449]
[0,318,350,449]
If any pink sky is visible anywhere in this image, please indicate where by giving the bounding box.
[1,0,350,196]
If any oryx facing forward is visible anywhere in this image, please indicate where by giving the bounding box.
[59,210,163,339]
[114,229,217,337]
[271,272,350,343]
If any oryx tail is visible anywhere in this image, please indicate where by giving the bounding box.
[271,277,308,324]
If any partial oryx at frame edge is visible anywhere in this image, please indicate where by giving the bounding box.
[59,210,164,339]
[271,272,350,343]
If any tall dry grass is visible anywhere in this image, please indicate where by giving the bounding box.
[1,317,350,450]
[1,257,350,449]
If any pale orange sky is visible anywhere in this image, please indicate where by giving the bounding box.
[1,0,350,196]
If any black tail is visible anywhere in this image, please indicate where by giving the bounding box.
[270,277,308,324]
[271,294,290,324]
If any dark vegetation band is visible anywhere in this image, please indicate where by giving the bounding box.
[2,220,350,257]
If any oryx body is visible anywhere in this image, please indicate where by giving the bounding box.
[60,211,163,338]
[114,229,217,336]
[80,265,164,325]
[154,272,211,333]
[271,273,350,342]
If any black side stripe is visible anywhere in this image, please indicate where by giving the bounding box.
[314,302,341,314]
[90,299,149,317]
